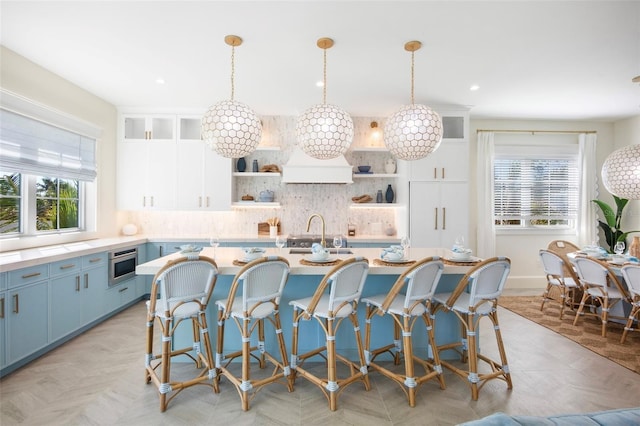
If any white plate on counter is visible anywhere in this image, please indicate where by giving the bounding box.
[382,257,411,263]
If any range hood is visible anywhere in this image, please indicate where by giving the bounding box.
[282,147,353,184]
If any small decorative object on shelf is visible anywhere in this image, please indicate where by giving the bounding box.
[252,159,259,172]
[385,223,396,236]
[376,190,383,203]
[385,158,396,174]
[237,157,246,172]
[385,184,394,203]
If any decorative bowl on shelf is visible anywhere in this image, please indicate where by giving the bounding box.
[357,165,371,173]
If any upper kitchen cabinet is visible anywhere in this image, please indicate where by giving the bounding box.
[117,113,178,210]
[176,116,232,210]
[408,109,469,182]
[123,115,174,141]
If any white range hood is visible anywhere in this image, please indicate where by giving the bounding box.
[281,147,353,184]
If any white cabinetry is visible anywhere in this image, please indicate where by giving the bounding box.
[117,114,176,209]
[176,116,232,210]
[408,109,469,248]
[409,181,468,248]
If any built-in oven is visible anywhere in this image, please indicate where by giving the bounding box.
[109,247,138,286]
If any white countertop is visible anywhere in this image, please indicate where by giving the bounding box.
[136,247,473,276]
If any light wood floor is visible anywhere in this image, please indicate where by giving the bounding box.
[1,296,639,425]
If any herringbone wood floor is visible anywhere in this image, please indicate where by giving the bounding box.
[2,297,640,425]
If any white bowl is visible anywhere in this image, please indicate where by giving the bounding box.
[242,247,266,261]
[451,250,472,260]
[383,251,404,261]
[311,251,330,261]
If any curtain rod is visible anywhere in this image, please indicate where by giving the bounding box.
[476,129,597,135]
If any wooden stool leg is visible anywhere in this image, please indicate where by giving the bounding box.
[573,291,590,326]
[351,311,370,391]
[241,317,251,411]
[425,312,446,390]
[621,306,639,343]
[273,310,294,392]
[601,297,609,337]
[491,310,512,390]
[465,314,479,401]
[145,314,155,384]
[159,317,172,412]
[199,311,219,393]
[290,308,300,382]
[401,314,417,407]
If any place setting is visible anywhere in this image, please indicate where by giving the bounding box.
[444,236,481,265]
[373,240,415,266]
[299,243,341,266]
[233,247,266,266]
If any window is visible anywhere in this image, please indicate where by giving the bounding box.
[493,138,579,231]
[0,90,100,239]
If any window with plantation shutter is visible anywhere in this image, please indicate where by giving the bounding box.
[494,154,579,229]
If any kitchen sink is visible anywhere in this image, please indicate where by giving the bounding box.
[289,248,353,255]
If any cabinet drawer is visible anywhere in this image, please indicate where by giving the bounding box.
[50,258,82,277]
[8,264,49,288]
[82,252,107,269]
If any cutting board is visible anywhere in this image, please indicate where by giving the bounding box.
[258,222,281,235]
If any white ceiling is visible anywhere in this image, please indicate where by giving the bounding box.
[2,1,639,121]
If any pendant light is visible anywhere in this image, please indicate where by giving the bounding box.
[202,35,262,159]
[384,40,442,161]
[296,37,353,160]
[602,144,640,199]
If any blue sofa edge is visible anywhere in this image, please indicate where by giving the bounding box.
[459,407,640,425]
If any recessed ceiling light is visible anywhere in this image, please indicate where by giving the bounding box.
[155,78,166,85]
[470,85,480,91]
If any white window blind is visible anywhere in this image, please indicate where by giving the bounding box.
[0,109,97,181]
[494,156,579,225]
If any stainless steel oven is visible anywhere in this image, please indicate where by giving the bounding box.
[109,247,138,286]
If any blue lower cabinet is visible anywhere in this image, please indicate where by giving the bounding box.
[7,280,49,366]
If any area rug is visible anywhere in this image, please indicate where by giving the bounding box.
[498,295,640,374]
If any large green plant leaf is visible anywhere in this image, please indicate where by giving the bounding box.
[592,199,616,228]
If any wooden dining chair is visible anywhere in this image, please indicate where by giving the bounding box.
[214,256,292,411]
[362,257,446,407]
[619,264,640,343]
[432,257,513,401]
[538,249,581,319]
[289,257,370,411]
[145,255,219,412]
[572,256,631,337]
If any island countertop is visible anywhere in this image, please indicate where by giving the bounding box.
[136,246,474,276]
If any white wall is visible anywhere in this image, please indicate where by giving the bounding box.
[613,116,640,231]
[1,46,118,251]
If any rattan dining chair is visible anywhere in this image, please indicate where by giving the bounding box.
[432,257,512,401]
[539,249,581,319]
[145,255,219,412]
[289,257,370,411]
[620,264,640,343]
[214,255,292,411]
[362,257,446,407]
[572,256,631,337]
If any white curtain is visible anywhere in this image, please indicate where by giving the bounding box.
[477,131,496,258]
[577,133,598,247]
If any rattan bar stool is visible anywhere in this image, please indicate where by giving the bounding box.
[432,257,513,401]
[362,257,446,407]
[539,249,581,319]
[289,257,370,411]
[214,256,292,411]
[145,255,219,412]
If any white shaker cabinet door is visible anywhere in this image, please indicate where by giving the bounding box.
[409,181,468,248]
[409,141,468,182]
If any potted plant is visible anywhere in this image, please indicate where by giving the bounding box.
[592,195,640,253]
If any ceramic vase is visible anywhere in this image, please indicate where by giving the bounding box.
[630,236,640,258]
[385,184,394,203]
[376,190,383,203]
[252,159,259,172]
[236,157,246,172]
[385,158,396,174]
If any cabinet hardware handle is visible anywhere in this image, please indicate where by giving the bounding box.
[159,246,163,257]
[21,272,41,279]
[119,287,128,293]
[89,258,101,263]
[143,196,146,207]
[435,208,438,230]
[433,168,437,179]
[13,294,19,314]
[443,207,446,230]
[76,275,80,292]
[442,168,445,179]
[206,196,210,207]
[1,297,4,319]
[198,196,202,207]
[60,264,75,270]
[150,196,154,207]
[85,273,89,289]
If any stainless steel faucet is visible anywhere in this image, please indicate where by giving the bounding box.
[306,213,326,248]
